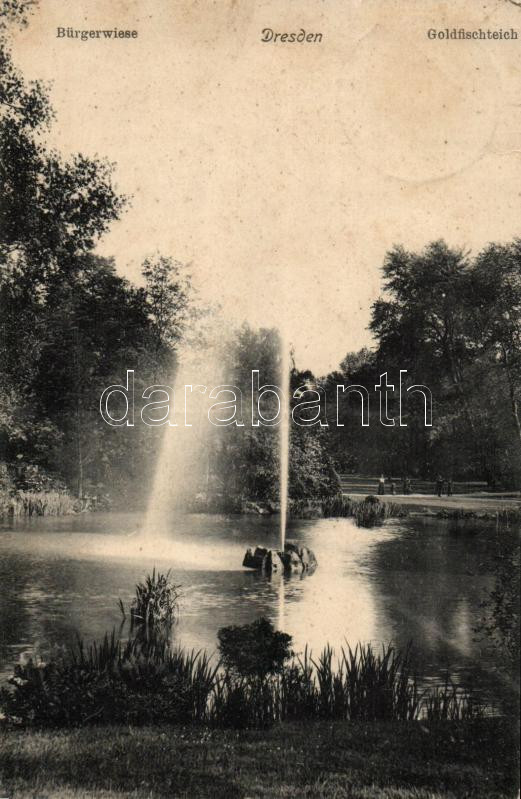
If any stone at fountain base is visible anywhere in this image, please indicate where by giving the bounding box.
[243,540,317,575]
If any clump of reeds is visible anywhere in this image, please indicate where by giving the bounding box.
[287,498,323,518]
[125,568,181,631]
[423,675,484,722]
[438,507,521,528]
[0,575,481,729]
[319,494,407,527]
[208,642,423,726]
[494,508,520,528]
[320,495,355,517]
[0,634,481,729]
[5,490,76,517]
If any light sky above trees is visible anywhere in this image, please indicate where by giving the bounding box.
[10,0,521,373]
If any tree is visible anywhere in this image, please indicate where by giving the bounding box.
[0,0,38,32]
[0,0,125,284]
[141,255,193,356]
[207,325,339,504]
[370,241,474,422]
[350,239,521,486]
[469,241,521,450]
[0,5,153,500]
[27,256,155,497]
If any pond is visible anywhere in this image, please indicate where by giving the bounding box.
[0,511,516,709]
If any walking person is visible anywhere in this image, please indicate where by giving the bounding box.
[378,474,385,496]
[435,474,443,498]
[446,478,453,497]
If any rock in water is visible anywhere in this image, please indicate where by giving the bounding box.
[267,549,285,573]
[243,540,317,575]
[280,548,304,573]
[243,547,269,570]
[299,545,317,570]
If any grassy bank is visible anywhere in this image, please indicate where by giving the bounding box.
[0,718,518,798]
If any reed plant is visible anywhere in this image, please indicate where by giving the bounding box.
[494,507,520,528]
[209,642,423,726]
[0,576,481,730]
[319,494,407,527]
[0,631,219,727]
[0,636,481,729]
[423,675,484,722]
[4,490,76,517]
[126,568,181,630]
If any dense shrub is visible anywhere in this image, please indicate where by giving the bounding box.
[217,618,293,678]
[0,633,218,728]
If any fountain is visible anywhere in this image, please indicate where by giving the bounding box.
[142,324,225,539]
[242,333,318,577]
[143,322,316,577]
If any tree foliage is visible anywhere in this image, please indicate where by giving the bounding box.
[326,240,521,486]
[0,7,194,501]
[208,324,340,503]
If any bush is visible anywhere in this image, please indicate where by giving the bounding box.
[217,618,293,678]
[0,633,218,728]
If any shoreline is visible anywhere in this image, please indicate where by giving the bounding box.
[350,492,521,515]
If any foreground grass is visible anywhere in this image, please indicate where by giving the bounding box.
[0,718,518,798]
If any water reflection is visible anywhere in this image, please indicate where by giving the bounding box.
[0,511,516,709]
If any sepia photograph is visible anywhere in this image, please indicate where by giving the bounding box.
[0,1,520,797]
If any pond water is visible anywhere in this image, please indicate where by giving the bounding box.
[0,511,516,708]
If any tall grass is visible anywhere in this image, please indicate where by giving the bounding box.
[208,643,423,727]
[125,568,181,631]
[1,630,219,727]
[0,638,481,729]
[439,507,521,527]
[496,507,521,527]
[423,675,483,722]
[290,494,408,527]
[1,490,76,517]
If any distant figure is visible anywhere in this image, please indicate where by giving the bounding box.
[390,480,396,495]
[378,475,385,496]
[447,478,453,497]
[436,474,444,498]
[406,477,411,495]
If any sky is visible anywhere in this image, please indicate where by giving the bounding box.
[11,0,521,374]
